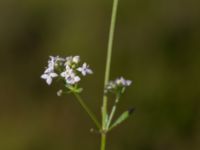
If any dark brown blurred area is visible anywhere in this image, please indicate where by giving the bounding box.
[0,0,200,150]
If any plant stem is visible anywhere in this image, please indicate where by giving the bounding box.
[102,0,119,129]
[101,134,107,150]
[73,93,101,129]
[101,0,119,150]
[104,0,119,86]
[106,95,120,129]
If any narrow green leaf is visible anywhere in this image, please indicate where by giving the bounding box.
[110,108,135,130]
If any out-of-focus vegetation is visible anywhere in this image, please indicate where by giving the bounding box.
[0,0,200,150]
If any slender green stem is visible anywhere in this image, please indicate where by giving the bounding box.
[101,134,107,150]
[101,0,119,150]
[73,93,101,129]
[102,0,119,129]
[106,96,120,129]
[104,0,119,86]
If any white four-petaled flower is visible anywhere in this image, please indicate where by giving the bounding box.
[61,65,81,85]
[77,63,93,76]
[61,65,74,78]
[41,72,58,85]
[65,73,80,85]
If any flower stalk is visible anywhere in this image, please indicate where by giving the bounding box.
[73,93,101,129]
[106,94,120,129]
[101,0,119,149]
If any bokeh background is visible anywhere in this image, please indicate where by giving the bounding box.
[0,0,200,150]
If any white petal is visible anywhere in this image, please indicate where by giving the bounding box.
[49,56,54,59]
[87,69,93,74]
[45,68,51,73]
[77,67,83,72]
[126,80,132,86]
[41,74,48,79]
[115,79,121,85]
[46,77,52,85]
[68,69,74,75]
[50,72,58,78]
[83,63,87,68]
[66,56,73,64]
[82,71,86,76]
[61,72,66,77]
[74,76,81,82]
[73,56,80,63]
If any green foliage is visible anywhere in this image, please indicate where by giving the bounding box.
[110,108,135,130]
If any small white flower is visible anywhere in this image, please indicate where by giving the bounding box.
[115,77,132,87]
[65,74,81,85]
[41,72,58,85]
[60,65,80,85]
[105,77,132,93]
[65,56,80,66]
[48,56,56,67]
[77,63,93,76]
[60,65,74,78]
[65,56,73,65]
[45,56,65,73]
[57,90,63,96]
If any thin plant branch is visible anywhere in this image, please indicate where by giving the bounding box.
[73,93,101,129]
[106,95,120,129]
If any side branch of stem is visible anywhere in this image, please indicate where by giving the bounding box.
[73,93,101,129]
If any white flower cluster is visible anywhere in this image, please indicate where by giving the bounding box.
[105,77,132,93]
[41,56,93,86]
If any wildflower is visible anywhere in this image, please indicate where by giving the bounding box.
[61,65,81,85]
[65,73,81,85]
[77,63,93,76]
[49,56,64,67]
[65,56,80,66]
[65,56,73,65]
[115,77,132,87]
[44,56,65,73]
[60,65,74,78]
[41,71,58,85]
[105,77,132,94]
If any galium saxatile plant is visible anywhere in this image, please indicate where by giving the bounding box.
[41,0,134,150]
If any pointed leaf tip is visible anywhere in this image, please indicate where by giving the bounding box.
[109,108,135,130]
[128,108,135,115]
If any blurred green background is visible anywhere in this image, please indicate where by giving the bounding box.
[0,0,200,150]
